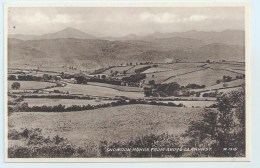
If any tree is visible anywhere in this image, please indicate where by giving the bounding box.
[75,74,88,84]
[184,89,245,157]
[43,74,49,81]
[101,75,106,79]
[8,75,16,80]
[123,70,127,76]
[11,82,20,90]
[149,80,155,86]
[114,71,119,76]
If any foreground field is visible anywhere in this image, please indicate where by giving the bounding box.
[8,105,203,146]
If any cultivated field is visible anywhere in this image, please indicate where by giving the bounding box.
[145,67,204,84]
[8,105,203,146]
[163,68,240,86]
[88,82,143,92]
[46,83,144,98]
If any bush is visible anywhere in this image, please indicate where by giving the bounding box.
[99,133,183,158]
[8,128,96,158]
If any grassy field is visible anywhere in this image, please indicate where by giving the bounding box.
[158,63,206,69]
[24,98,115,107]
[145,67,203,84]
[163,68,239,86]
[102,66,134,75]
[208,62,245,71]
[88,82,143,92]
[8,105,203,146]
[8,81,56,90]
[46,83,144,98]
[141,67,172,74]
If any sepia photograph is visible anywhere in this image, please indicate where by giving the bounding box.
[5,4,249,161]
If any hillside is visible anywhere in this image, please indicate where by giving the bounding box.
[9,27,96,41]
[8,38,245,70]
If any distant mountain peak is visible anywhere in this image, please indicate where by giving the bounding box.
[40,27,96,40]
[60,27,84,33]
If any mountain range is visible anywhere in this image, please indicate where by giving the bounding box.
[8,27,245,70]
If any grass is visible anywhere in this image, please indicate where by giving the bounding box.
[208,62,245,71]
[8,81,56,90]
[88,82,143,92]
[158,63,206,69]
[141,67,172,74]
[8,105,203,146]
[163,68,240,86]
[145,67,203,84]
[24,98,115,107]
[46,83,144,98]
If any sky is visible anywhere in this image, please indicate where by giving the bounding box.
[7,7,245,37]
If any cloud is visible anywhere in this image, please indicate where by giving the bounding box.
[187,15,209,22]
[140,12,178,23]
[139,12,209,23]
[11,12,84,24]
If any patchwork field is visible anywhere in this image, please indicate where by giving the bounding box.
[8,105,203,146]
[208,62,245,71]
[8,81,56,90]
[141,67,172,74]
[163,68,240,86]
[145,67,204,84]
[24,98,115,107]
[126,65,151,74]
[158,63,206,69]
[46,83,144,98]
[88,82,143,92]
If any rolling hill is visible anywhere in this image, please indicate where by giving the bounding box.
[8,28,245,70]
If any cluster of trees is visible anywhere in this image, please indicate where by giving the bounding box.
[185,84,205,89]
[8,75,43,81]
[134,66,151,74]
[184,89,245,157]
[16,98,185,112]
[8,128,94,158]
[8,74,62,82]
[75,74,88,84]
[223,75,233,82]
[202,92,218,97]
[61,72,75,79]
[236,75,245,79]
[128,99,184,107]
[122,73,146,83]
[139,62,154,65]
[145,82,207,97]
[11,82,20,90]
[88,77,122,85]
[144,82,181,97]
